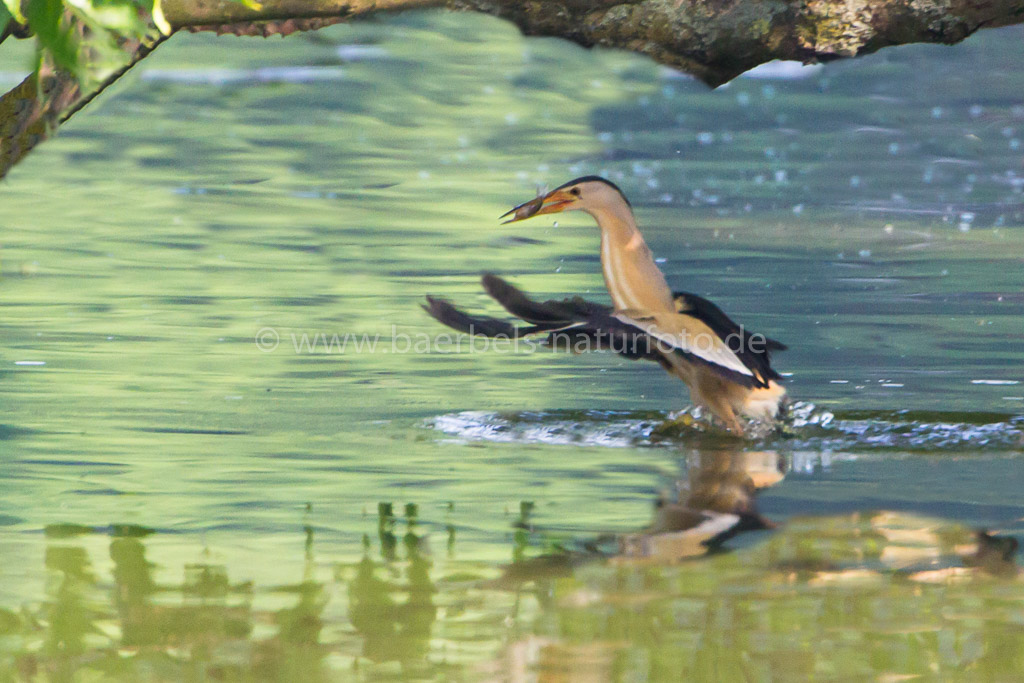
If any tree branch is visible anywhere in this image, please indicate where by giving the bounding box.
[0,69,79,180]
[3,0,1024,180]
[444,0,1024,86]
[164,0,441,26]
[167,0,1024,85]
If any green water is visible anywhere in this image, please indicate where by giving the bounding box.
[1,12,1023,680]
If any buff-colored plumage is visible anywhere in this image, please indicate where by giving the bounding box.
[559,179,786,434]
[426,176,788,435]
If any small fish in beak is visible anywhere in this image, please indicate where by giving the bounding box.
[500,195,545,224]
[500,187,577,224]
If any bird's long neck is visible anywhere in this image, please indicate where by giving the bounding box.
[590,203,675,313]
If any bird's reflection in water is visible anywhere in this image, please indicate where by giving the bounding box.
[500,448,787,583]
[491,450,1022,681]
[619,449,784,563]
[492,448,788,681]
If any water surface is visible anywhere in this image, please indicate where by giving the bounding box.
[1,12,1022,679]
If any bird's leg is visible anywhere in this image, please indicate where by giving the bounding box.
[723,414,746,437]
[704,396,745,437]
[686,371,749,437]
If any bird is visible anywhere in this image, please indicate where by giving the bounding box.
[423,176,787,436]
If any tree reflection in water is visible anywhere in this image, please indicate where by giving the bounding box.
[1,450,1020,680]
[348,503,437,674]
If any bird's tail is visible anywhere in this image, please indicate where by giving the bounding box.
[741,380,787,421]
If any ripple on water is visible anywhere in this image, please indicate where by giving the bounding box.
[426,402,1024,453]
[427,410,657,448]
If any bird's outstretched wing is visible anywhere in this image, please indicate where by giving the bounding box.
[671,291,785,385]
[423,275,785,385]
[611,310,768,388]
[423,275,662,362]
[424,290,659,363]
[422,296,524,338]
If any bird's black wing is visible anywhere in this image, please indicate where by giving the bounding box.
[422,296,528,338]
[424,275,663,363]
[672,290,786,384]
[541,307,668,362]
[481,273,605,325]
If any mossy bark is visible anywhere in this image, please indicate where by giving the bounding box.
[0,69,79,181]
[445,0,1024,86]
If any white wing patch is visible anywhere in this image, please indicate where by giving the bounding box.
[549,321,588,331]
[613,311,754,377]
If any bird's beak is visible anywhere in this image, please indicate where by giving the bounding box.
[500,188,577,224]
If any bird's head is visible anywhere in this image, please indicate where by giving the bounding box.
[501,176,632,224]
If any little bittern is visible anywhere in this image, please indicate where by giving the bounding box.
[424,176,788,435]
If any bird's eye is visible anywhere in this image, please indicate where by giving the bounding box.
[570,187,581,196]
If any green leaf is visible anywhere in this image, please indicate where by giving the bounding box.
[66,0,144,34]
[0,3,11,36]
[26,0,80,77]
[1,0,23,25]
[151,0,171,35]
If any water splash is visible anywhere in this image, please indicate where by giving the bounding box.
[426,402,1024,453]
[427,410,657,448]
